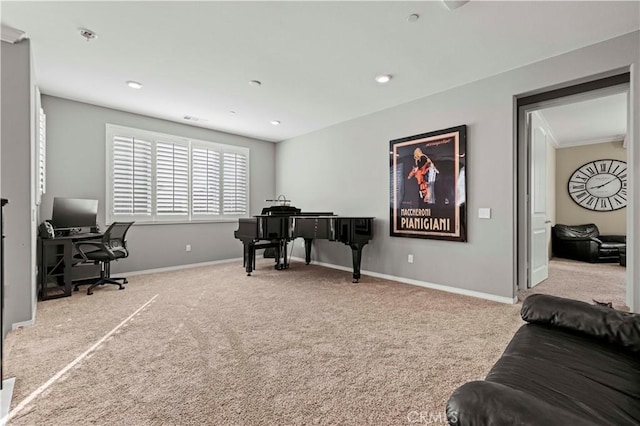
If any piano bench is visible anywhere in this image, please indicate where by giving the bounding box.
[243,241,281,267]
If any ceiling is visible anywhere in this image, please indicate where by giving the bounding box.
[537,92,628,148]
[1,1,639,142]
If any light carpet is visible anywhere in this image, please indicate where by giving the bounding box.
[4,259,523,425]
[518,258,628,310]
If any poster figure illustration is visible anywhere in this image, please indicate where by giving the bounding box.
[389,125,467,242]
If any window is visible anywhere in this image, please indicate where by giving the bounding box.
[36,106,46,204]
[106,124,249,223]
[222,152,248,215]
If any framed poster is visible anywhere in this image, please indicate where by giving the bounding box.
[389,125,467,242]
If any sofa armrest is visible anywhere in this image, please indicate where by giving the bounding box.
[599,234,626,243]
[521,294,640,353]
[446,381,597,426]
[554,235,598,242]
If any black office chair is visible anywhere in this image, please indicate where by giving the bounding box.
[73,221,134,295]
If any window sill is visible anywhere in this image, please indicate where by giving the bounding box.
[115,218,245,226]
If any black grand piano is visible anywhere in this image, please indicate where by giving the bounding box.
[234,204,374,282]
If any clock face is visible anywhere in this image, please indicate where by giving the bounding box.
[568,159,627,211]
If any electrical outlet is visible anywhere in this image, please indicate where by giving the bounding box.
[408,254,414,264]
[186,244,191,252]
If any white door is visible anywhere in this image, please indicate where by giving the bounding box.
[530,112,549,287]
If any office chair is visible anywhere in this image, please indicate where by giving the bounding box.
[73,221,134,295]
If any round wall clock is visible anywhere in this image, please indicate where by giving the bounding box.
[568,159,627,211]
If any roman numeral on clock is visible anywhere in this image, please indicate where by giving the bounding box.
[570,183,585,190]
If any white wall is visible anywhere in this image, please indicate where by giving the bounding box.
[41,95,276,273]
[276,31,639,302]
[1,40,37,333]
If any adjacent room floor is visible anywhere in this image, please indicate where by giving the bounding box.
[518,258,628,310]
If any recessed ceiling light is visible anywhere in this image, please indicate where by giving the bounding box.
[407,14,420,22]
[229,111,237,115]
[375,74,392,84]
[249,80,262,87]
[270,120,281,126]
[126,80,143,89]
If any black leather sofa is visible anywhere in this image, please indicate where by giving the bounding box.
[446,294,640,426]
[552,223,626,263]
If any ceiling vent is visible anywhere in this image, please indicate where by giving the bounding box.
[79,28,98,42]
[183,115,208,123]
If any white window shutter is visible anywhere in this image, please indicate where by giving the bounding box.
[38,107,46,201]
[156,141,189,215]
[112,136,152,216]
[192,147,220,215]
[222,152,248,215]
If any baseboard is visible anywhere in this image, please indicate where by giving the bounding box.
[290,257,517,305]
[124,257,243,277]
[1,377,15,426]
[12,317,36,330]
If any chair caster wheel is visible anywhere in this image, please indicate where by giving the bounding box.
[123,279,128,284]
[74,287,79,292]
[87,291,93,295]
[119,286,125,290]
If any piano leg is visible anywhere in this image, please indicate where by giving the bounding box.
[304,238,313,265]
[244,243,254,276]
[349,242,368,283]
[273,241,282,270]
[282,240,290,269]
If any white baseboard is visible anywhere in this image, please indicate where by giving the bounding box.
[1,377,15,426]
[12,318,36,330]
[290,256,517,305]
[124,257,243,277]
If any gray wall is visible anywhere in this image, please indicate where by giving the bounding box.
[41,95,276,273]
[276,31,639,301]
[1,40,36,334]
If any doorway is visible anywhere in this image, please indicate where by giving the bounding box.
[516,72,630,306]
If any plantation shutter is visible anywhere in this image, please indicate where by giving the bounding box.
[222,152,248,215]
[192,147,220,215]
[156,141,189,215]
[37,107,46,201]
[112,136,152,216]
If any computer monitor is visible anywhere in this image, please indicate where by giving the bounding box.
[51,197,98,230]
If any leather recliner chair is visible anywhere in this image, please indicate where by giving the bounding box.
[551,223,626,263]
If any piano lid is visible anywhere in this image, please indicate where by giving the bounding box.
[261,205,302,215]
[261,195,334,216]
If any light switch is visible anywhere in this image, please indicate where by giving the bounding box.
[478,208,491,219]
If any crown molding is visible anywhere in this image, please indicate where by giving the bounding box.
[556,135,626,149]
[442,0,470,11]
[1,25,26,43]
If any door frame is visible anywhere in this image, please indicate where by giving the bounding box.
[516,72,631,296]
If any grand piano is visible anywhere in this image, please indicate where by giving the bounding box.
[234,204,374,282]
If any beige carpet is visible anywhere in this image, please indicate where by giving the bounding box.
[518,258,628,310]
[4,259,523,425]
